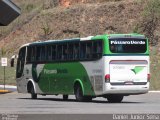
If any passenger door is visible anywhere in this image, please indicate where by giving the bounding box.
[16,47,26,78]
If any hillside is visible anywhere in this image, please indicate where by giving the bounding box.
[0,0,147,55]
[0,0,160,89]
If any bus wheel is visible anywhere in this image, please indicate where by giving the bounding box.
[31,86,37,99]
[106,95,123,103]
[75,85,84,102]
[63,95,68,100]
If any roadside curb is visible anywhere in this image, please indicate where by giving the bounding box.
[0,90,12,94]
[149,91,160,93]
[0,85,17,94]
[0,85,17,89]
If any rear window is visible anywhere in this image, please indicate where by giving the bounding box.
[109,38,147,53]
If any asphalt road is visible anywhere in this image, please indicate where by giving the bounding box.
[0,92,160,114]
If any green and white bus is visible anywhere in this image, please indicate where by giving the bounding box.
[16,34,150,103]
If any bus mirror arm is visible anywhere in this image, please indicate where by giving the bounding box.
[10,55,17,67]
[10,58,14,67]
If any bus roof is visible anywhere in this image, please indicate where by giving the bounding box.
[92,33,146,40]
[20,33,146,48]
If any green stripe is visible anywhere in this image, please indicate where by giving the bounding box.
[103,54,149,56]
[37,62,95,96]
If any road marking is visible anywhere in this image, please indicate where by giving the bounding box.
[0,90,11,94]
[149,91,160,93]
[0,85,17,89]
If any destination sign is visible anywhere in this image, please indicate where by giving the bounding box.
[110,40,145,45]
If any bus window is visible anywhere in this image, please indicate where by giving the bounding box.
[46,45,52,61]
[52,45,56,60]
[26,47,31,62]
[73,43,80,60]
[16,47,26,78]
[62,44,68,60]
[31,47,36,62]
[97,41,102,54]
[86,42,92,59]
[80,42,86,59]
[40,46,46,61]
[92,40,102,59]
[57,45,63,60]
[109,38,147,53]
[68,43,74,60]
[36,46,41,61]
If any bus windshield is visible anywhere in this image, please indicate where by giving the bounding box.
[109,38,147,53]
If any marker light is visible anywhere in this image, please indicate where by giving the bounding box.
[105,74,110,82]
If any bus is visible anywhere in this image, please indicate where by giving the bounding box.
[15,34,150,103]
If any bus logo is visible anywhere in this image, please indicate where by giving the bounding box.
[131,66,145,75]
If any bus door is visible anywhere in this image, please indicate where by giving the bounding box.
[16,47,26,78]
[16,47,27,92]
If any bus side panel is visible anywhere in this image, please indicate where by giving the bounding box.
[81,58,104,96]
[37,62,95,96]
[17,64,44,94]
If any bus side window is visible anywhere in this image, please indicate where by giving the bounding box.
[73,43,80,60]
[27,47,31,62]
[93,40,102,59]
[80,42,86,59]
[57,45,63,61]
[16,47,26,78]
[97,41,102,53]
[36,46,41,61]
[68,43,73,60]
[62,44,68,60]
[40,46,46,61]
[47,45,52,61]
[86,42,92,59]
[52,45,56,61]
[31,47,36,62]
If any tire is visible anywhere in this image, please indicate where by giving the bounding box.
[63,95,68,100]
[106,95,123,103]
[75,85,84,101]
[31,86,37,99]
[74,84,92,102]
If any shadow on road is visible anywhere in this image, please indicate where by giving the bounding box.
[18,97,144,104]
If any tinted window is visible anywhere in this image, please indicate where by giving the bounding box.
[93,40,102,58]
[46,45,52,61]
[26,40,103,63]
[52,45,56,60]
[27,46,36,62]
[16,47,26,78]
[68,43,74,60]
[57,45,63,60]
[109,38,147,53]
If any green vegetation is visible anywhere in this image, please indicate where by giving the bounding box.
[41,22,52,38]
[0,66,16,85]
[0,48,16,85]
